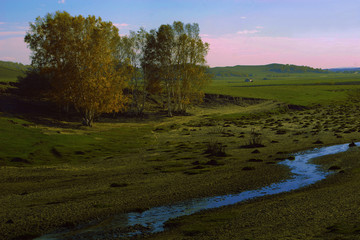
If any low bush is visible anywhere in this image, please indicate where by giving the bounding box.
[204,140,227,157]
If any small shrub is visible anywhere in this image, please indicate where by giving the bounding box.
[240,128,265,148]
[209,126,226,134]
[248,128,263,145]
[204,140,226,157]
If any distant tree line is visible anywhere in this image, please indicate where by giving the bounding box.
[268,64,326,73]
[208,64,327,79]
[21,11,210,126]
[212,71,249,78]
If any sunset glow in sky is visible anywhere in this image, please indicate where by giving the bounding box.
[1,0,360,68]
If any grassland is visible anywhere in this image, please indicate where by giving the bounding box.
[206,73,360,106]
[149,148,360,240]
[0,61,27,83]
[206,63,360,106]
[1,63,360,239]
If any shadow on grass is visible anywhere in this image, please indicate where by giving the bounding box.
[0,94,82,129]
[0,92,175,128]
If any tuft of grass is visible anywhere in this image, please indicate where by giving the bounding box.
[204,140,227,157]
[240,128,265,148]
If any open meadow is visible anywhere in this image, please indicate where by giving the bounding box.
[207,66,360,106]
[1,63,360,239]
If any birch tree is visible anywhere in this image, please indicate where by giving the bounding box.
[118,28,148,116]
[142,21,210,116]
[25,11,129,126]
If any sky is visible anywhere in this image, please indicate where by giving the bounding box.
[1,0,360,68]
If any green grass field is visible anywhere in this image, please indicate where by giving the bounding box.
[206,64,360,106]
[0,61,28,83]
[206,73,360,106]
[0,115,153,166]
[2,62,360,239]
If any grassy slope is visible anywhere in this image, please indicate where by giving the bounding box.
[1,62,360,239]
[0,115,152,166]
[0,61,28,83]
[0,104,294,239]
[3,103,360,239]
[209,63,323,76]
[206,74,360,106]
[207,64,360,106]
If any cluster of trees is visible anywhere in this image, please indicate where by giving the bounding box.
[23,11,210,126]
[268,64,325,73]
[209,64,326,79]
[211,71,249,78]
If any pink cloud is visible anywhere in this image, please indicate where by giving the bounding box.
[1,32,359,69]
[1,56,16,62]
[0,37,31,64]
[0,31,26,37]
[237,30,259,35]
[203,35,360,68]
[113,23,130,29]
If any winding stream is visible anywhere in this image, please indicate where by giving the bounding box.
[36,142,356,240]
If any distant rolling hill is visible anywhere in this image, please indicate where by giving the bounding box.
[0,61,29,83]
[327,68,360,72]
[209,64,326,78]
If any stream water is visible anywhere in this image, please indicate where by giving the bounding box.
[36,142,356,240]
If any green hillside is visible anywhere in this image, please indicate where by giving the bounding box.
[206,63,360,106]
[209,63,326,79]
[0,61,29,83]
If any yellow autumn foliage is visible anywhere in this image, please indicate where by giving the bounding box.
[25,11,130,126]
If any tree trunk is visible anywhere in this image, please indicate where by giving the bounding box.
[82,117,93,127]
[138,89,146,116]
[82,109,94,127]
[167,92,172,117]
[166,82,172,117]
